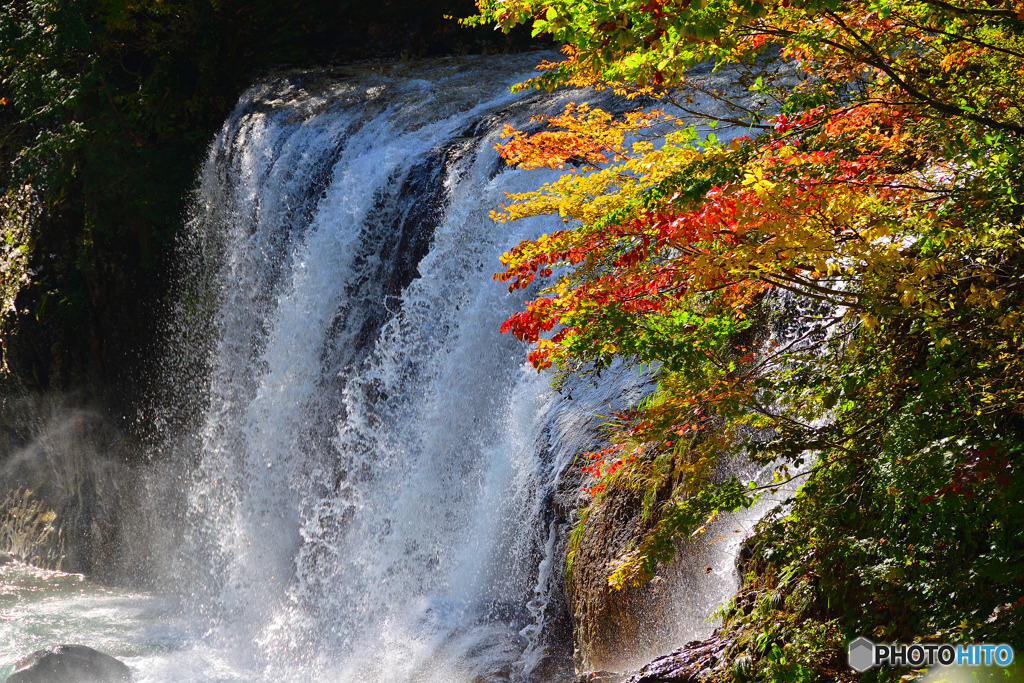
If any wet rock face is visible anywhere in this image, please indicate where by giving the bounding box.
[575,670,625,683]
[568,483,649,672]
[4,645,131,683]
[568,482,691,673]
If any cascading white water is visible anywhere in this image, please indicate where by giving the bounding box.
[152,56,605,682]
[119,54,757,683]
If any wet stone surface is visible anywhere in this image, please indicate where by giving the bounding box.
[621,635,729,683]
[576,634,730,683]
[5,644,131,683]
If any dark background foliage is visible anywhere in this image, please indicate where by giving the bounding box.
[0,0,539,430]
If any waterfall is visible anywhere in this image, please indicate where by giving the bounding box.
[131,55,739,683]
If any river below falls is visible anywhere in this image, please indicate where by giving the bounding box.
[0,561,244,682]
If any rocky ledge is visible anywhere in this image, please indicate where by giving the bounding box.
[576,634,729,683]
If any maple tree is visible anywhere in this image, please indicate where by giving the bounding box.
[473,0,1024,666]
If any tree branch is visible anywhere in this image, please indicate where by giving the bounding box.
[105,93,155,148]
[920,0,1022,20]
[822,11,1024,135]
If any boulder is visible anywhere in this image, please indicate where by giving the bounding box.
[620,635,729,683]
[4,645,131,683]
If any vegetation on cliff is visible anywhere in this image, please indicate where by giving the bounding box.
[470,0,1024,679]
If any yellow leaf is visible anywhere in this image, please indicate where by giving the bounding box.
[860,313,879,329]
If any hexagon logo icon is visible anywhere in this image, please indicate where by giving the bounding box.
[848,637,876,672]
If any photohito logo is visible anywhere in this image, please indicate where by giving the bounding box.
[847,637,1015,672]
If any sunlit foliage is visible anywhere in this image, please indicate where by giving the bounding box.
[472,0,1024,666]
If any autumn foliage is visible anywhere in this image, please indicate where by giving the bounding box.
[473,0,1024,665]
